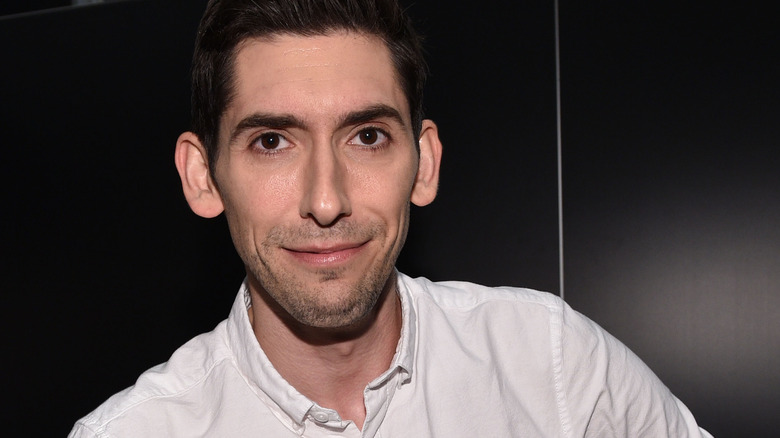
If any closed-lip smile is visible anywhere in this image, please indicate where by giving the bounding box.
[284,241,368,266]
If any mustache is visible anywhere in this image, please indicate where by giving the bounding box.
[263,219,384,247]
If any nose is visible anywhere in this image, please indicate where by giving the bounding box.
[299,144,351,226]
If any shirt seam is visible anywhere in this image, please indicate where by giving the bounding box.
[550,301,573,438]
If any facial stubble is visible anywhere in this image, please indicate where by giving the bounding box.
[243,212,409,329]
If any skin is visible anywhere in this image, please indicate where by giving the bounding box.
[174,32,442,429]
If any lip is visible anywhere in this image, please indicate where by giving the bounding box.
[283,241,367,267]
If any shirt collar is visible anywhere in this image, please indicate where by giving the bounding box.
[369,270,417,388]
[224,271,419,426]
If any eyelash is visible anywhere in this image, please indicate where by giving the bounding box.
[350,126,392,151]
[247,125,393,156]
[248,131,290,156]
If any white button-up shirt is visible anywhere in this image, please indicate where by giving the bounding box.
[70,272,712,437]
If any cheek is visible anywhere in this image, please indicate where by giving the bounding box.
[221,168,300,237]
[349,154,417,218]
[262,172,299,211]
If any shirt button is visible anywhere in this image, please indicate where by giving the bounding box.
[312,412,329,423]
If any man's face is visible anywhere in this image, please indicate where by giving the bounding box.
[213,32,423,328]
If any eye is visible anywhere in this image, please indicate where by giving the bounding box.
[251,132,291,152]
[349,128,389,148]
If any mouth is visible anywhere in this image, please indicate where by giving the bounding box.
[283,241,368,267]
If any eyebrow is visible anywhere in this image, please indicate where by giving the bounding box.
[339,104,405,131]
[227,103,406,145]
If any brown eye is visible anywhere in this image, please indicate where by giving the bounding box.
[252,132,290,152]
[358,129,379,145]
[259,133,281,149]
[350,128,388,148]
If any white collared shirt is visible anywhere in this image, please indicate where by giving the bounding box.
[70,272,712,437]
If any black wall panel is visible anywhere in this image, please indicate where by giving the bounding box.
[396,1,560,293]
[1,1,237,434]
[560,1,780,435]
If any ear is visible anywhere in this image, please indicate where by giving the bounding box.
[174,132,225,218]
[411,119,443,207]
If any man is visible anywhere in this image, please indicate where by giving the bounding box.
[70,0,712,436]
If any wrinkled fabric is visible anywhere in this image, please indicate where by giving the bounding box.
[70,272,713,437]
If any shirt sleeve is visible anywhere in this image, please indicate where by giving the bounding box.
[553,301,713,437]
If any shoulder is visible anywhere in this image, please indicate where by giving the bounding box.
[397,272,616,344]
[70,320,235,437]
[399,274,614,340]
[398,273,579,363]
[400,273,564,312]
[396,274,711,437]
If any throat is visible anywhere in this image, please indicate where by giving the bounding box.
[247,275,403,430]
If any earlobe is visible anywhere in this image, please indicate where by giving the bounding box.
[174,132,225,218]
[411,119,443,207]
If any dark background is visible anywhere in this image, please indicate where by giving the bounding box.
[2,0,777,436]
[559,2,780,435]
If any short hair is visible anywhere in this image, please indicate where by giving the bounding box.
[191,0,428,174]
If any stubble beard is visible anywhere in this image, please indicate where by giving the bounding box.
[243,216,407,329]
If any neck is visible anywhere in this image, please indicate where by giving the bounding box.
[247,272,402,430]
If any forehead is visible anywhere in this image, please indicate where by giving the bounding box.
[223,32,409,133]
